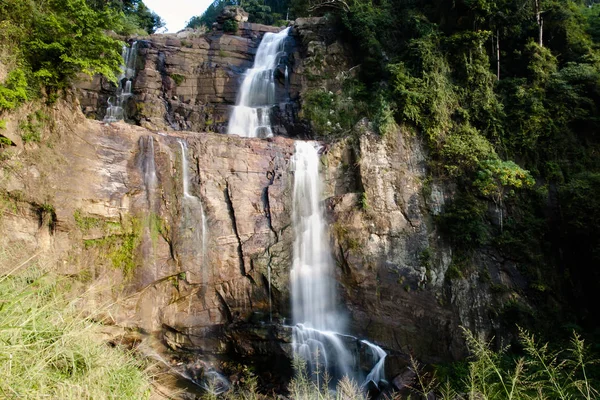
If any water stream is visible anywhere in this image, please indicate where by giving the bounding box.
[178,140,209,284]
[104,41,138,123]
[140,136,158,211]
[227,28,290,138]
[290,141,387,388]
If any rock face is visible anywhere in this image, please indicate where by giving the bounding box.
[76,21,285,134]
[4,15,530,390]
[0,98,299,362]
[74,15,353,139]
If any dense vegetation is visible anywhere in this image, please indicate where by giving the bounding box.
[0,0,162,118]
[290,0,600,341]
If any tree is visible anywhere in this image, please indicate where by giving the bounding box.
[0,0,123,93]
[474,159,535,230]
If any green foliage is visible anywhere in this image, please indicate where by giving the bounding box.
[301,87,368,137]
[453,327,600,399]
[438,193,490,248]
[223,19,239,33]
[19,110,49,144]
[373,98,397,137]
[26,0,123,87]
[359,192,369,211]
[0,69,28,111]
[187,0,292,29]
[86,0,164,34]
[187,0,235,29]
[474,159,535,204]
[83,218,141,277]
[0,0,124,110]
[170,73,185,85]
[0,250,151,398]
[73,209,101,231]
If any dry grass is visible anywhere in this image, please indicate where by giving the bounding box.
[0,245,153,399]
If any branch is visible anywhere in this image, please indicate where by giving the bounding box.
[308,0,350,13]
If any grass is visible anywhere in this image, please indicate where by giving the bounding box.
[0,246,152,399]
[428,327,600,400]
[287,357,367,400]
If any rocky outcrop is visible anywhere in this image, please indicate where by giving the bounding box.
[322,122,528,363]
[74,15,354,139]
[0,99,296,367]
[75,21,285,133]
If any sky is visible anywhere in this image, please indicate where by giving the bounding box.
[144,0,213,32]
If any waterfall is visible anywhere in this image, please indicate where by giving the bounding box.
[104,41,138,123]
[179,140,208,277]
[227,28,290,138]
[361,340,387,389]
[291,141,387,389]
[140,136,158,211]
[291,141,352,381]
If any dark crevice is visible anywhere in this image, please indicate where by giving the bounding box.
[33,202,57,234]
[224,180,247,277]
[246,259,257,285]
[338,242,351,276]
[263,168,280,241]
[400,207,416,229]
[215,289,233,323]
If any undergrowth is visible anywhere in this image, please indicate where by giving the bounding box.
[430,328,600,400]
[0,246,152,399]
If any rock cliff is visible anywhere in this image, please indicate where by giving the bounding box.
[75,15,352,139]
[0,14,528,391]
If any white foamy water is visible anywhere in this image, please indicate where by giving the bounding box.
[361,340,387,389]
[290,141,388,388]
[227,28,290,138]
[291,141,353,380]
[105,42,137,123]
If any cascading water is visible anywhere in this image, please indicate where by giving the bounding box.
[140,136,158,211]
[104,41,138,123]
[227,28,290,138]
[361,340,387,389]
[291,141,387,389]
[291,141,353,380]
[179,140,209,279]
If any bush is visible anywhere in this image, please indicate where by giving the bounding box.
[0,0,123,96]
[456,327,600,399]
[0,69,28,111]
[223,19,239,33]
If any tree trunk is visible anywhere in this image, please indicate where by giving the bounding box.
[535,0,543,47]
[496,29,500,80]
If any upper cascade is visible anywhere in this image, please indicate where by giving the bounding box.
[104,42,137,123]
[227,27,290,138]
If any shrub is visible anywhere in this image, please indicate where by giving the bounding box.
[171,73,185,85]
[223,20,238,33]
[0,69,28,111]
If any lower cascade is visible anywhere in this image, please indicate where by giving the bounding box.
[104,41,137,123]
[291,141,387,388]
[227,28,290,138]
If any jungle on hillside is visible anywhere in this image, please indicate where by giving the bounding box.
[2,0,600,398]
